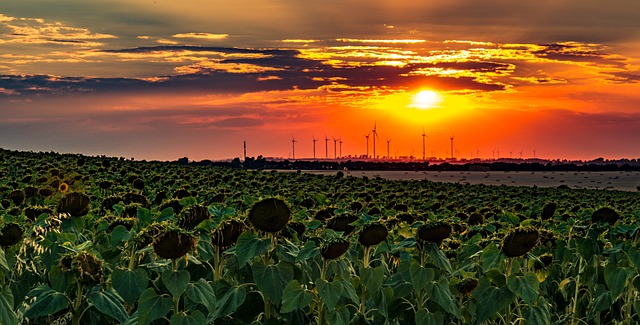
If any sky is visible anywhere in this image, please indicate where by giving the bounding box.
[1,1,640,161]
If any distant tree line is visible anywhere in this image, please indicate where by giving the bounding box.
[193,156,640,172]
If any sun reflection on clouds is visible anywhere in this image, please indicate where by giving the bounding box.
[0,14,116,47]
[172,33,229,40]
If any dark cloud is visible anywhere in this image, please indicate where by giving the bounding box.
[606,71,640,84]
[0,45,509,99]
[210,117,265,128]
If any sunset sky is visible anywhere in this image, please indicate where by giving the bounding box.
[1,1,639,161]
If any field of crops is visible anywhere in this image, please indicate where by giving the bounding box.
[1,149,640,325]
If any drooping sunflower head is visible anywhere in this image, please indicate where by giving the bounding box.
[57,192,91,217]
[60,251,104,285]
[248,198,291,233]
[212,219,244,248]
[501,226,539,258]
[179,205,211,230]
[417,221,452,246]
[456,278,479,295]
[321,239,350,260]
[0,222,24,247]
[591,207,620,225]
[357,223,388,247]
[153,229,196,260]
[540,202,557,220]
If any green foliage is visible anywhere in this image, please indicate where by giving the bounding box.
[281,280,313,313]
[507,272,539,305]
[253,261,294,304]
[162,269,190,298]
[184,279,216,313]
[137,288,172,325]
[88,288,129,323]
[2,150,640,324]
[235,231,271,267]
[112,268,149,305]
[24,285,69,319]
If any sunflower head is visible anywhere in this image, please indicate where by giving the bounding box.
[179,205,211,230]
[417,221,452,246]
[534,253,554,271]
[591,207,620,225]
[501,227,539,258]
[321,239,350,260]
[24,205,53,221]
[57,192,91,217]
[540,202,557,220]
[456,278,479,295]
[0,223,24,247]
[212,219,244,248]
[153,229,195,260]
[58,182,69,193]
[357,223,388,247]
[248,198,291,233]
[8,190,25,206]
[327,214,358,236]
[60,251,104,284]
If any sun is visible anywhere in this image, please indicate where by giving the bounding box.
[410,90,442,110]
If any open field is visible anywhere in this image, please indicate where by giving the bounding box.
[292,170,640,192]
[2,149,640,324]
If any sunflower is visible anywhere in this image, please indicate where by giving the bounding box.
[358,223,388,247]
[501,227,539,258]
[58,182,69,193]
[321,239,350,260]
[248,198,291,233]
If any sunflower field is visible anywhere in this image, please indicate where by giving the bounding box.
[1,149,640,324]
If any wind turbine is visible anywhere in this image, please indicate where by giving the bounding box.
[291,136,297,160]
[372,121,379,159]
[364,132,370,158]
[333,137,338,159]
[324,135,329,159]
[386,139,392,159]
[421,128,427,160]
[450,136,454,159]
[339,139,343,158]
[312,136,318,159]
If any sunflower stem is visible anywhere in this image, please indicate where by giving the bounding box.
[571,255,584,324]
[71,282,84,325]
[213,245,222,280]
[317,259,328,325]
[128,246,136,270]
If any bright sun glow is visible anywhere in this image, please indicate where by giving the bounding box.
[410,90,442,110]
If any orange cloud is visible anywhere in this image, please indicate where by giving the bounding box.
[172,33,229,40]
[0,14,116,47]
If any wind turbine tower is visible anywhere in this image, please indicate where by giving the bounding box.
[339,139,343,158]
[421,128,427,160]
[372,122,379,159]
[324,135,329,159]
[312,136,318,159]
[333,137,338,159]
[386,139,391,159]
[365,132,370,158]
[450,136,454,159]
[291,136,297,160]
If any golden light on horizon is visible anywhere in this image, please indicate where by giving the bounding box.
[410,90,442,110]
